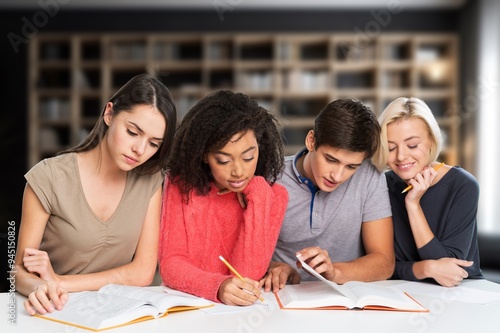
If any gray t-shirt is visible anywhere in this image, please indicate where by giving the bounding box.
[272,148,392,281]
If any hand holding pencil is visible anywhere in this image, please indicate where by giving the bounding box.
[219,255,266,304]
[401,162,445,194]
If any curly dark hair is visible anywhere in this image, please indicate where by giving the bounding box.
[167,90,284,200]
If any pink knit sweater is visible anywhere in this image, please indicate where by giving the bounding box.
[158,176,288,302]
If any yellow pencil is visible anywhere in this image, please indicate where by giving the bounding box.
[401,162,445,194]
[219,255,265,303]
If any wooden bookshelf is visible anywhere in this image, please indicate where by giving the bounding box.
[28,32,459,167]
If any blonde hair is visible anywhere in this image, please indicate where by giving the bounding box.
[372,97,442,172]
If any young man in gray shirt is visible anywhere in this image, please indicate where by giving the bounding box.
[262,99,395,292]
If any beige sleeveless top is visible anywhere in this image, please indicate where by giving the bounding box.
[24,153,163,275]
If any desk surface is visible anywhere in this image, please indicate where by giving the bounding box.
[3,279,500,333]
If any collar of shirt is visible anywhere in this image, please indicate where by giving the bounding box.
[293,147,318,195]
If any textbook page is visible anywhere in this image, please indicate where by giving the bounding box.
[37,291,159,331]
[36,285,213,331]
[277,255,428,312]
[100,284,212,316]
[277,280,428,312]
[277,281,355,309]
[343,281,428,311]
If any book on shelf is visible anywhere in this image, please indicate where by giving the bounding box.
[275,255,428,312]
[34,284,213,331]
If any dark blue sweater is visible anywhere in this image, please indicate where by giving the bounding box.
[385,166,483,282]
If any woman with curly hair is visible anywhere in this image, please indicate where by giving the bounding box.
[158,90,288,305]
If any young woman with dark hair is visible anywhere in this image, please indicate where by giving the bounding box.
[16,73,177,315]
[158,90,288,306]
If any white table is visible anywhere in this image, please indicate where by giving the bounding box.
[3,279,500,333]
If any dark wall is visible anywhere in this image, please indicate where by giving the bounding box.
[1,10,29,245]
[0,8,461,291]
[3,8,460,33]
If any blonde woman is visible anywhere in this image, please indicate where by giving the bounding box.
[373,97,483,287]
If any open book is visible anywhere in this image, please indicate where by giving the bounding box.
[275,255,428,312]
[35,284,213,331]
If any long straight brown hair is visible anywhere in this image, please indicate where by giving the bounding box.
[56,73,177,175]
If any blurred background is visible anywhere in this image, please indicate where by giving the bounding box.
[1,0,499,287]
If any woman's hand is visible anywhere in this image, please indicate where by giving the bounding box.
[417,258,473,287]
[217,277,261,306]
[405,167,438,204]
[23,248,60,283]
[24,281,68,315]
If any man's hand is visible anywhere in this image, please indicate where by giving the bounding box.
[296,247,337,281]
[260,261,301,293]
